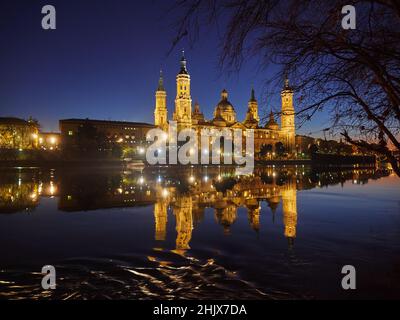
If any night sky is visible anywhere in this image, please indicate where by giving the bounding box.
[0,0,328,135]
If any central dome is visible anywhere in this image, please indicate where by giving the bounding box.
[213,89,237,125]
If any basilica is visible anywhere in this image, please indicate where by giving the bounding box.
[154,52,296,155]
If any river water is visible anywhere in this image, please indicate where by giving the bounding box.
[0,165,399,299]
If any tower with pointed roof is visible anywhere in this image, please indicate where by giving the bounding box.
[281,76,295,152]
[248,88,260,124]
[173,51,192,130]
[154,70,168,130]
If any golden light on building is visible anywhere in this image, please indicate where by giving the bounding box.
[153,54,296,157]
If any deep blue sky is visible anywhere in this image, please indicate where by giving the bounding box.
[0,0,328,135]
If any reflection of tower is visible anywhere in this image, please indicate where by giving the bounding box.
[174,195,193,251]
[281,76,295,153]
[154,71,168,130]
[247,206,261,232]
[267,195,280,223]
[154,200,168,241]
[281,179,297,245]
[173,51,192,130]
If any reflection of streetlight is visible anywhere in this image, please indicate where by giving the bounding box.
[49,182,56,196]
[50,137,57,145]
[138,176,145,184]
[188,176,195,183]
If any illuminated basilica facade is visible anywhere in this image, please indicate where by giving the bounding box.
[154,52,296,154]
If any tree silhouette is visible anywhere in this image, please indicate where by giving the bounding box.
[171,0,400,176]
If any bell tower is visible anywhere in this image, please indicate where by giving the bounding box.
[173,51,192,130]
[248,87,260,124]
[154,70,168,130]
[281,76,295,153]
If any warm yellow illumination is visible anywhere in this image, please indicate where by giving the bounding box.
[162,189,169,198]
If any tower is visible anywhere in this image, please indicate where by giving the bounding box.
[173,51,192,130]
[281,76,295,153]
[248,88,260,124]
[154,70,168,130]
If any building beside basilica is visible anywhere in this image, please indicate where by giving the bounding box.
[154,52,296,155]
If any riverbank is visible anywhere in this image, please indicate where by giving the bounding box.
[0,159,125,169]
[0,158,377,170]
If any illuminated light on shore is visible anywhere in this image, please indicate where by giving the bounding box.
[203,175,209,182]
[188,176,195,183]
[162,189,169,198]
[138,176,145,185]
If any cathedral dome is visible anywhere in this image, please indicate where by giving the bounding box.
[216,89,235,112]
[214,89,237,124]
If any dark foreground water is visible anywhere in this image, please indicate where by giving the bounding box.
[0,165,399,300]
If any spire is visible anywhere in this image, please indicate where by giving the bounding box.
[283,72,292,91]
[157,70,165,91]
[179,50,188,74]
[221,89,228,100]
[250,87,256,102]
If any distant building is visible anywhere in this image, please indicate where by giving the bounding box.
[38,132,61,151]
[59,118,155,149]
[0,117,39,150]
[295,135,315,155]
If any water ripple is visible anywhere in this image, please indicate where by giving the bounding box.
[0,250,292,300]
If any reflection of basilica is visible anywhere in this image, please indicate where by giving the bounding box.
[153,170,299,253]
[0,167,391,253]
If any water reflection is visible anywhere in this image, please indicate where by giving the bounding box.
[0,166,391,253]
